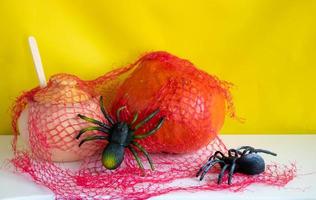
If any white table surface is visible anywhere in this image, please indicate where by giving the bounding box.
[1,135,316,200]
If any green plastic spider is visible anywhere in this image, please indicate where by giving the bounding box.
[76,96,165,172]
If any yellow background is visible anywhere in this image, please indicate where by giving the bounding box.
[0,0,315,135]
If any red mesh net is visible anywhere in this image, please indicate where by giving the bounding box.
[109,51,235,154]
[10,51,295,199]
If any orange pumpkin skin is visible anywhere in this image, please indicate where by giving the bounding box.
[111,52,230,154]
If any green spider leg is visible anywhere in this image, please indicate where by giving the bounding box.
[76,126,109,139]
[131,112,139,125]
[79,135,109,147]
[128,146,145,174]
[78,114,111,130]
[116,106,127,122]
[132,141,154,170]
[134,109,160,130]
[99,96,115,125]
[134,117,165,139]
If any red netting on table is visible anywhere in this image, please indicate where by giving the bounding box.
[10,52,296,199]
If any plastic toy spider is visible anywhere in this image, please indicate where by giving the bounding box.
[196,146,277,184]
[76,96,165,172]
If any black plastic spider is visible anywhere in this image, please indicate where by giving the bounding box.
[76,96,165,172]
[196,146,277,185]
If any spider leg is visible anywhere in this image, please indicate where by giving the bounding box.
[79,135,108,147]
[197,160,224,179]
[199,160,224,181]
[228,149,239,157]
[251,149,277,156]
[134,109,160,130]
[206,155,216,162]
[237,146,253,151]
[134,117,165,139]
[196,158,215,177]
[132,141,154,170]
[131,112,139,125]
[238,146,277,156]
[128,146,145,174]
[228,158,237,185]
[210,151,225,161]
[217,164,229,184]
[196,151,225,177]
[116,106,127,122]
[76,126,109,139]
[241,149,251,156]
[99,96,114,125]
[238,146,256,156]
[78,114,111,130]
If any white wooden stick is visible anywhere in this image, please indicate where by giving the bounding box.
[28,36,47,88]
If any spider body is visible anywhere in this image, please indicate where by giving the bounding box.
[76,96,165,172]
[101,122,131,170]
[234,153,265,175]
[197,146,277,184]
[109,122,131,147]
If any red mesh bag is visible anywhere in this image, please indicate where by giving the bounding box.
[109,52,233,153]
[14,73,107,162]
[10,51,295,199]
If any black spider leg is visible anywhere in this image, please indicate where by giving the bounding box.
[228,158,238,185]
[196,151,225,177]
[236,146,253,151]
[99,96,114,125]
[238,146,277,156]
[215,149,239,185]
[228,149,240,157]
[236,146,253,156]
[217,164,229,184]
[198,160,225,181]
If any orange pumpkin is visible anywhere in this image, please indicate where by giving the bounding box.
[111,52,232,154]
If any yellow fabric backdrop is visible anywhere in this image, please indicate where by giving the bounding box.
[0,0,315,134]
